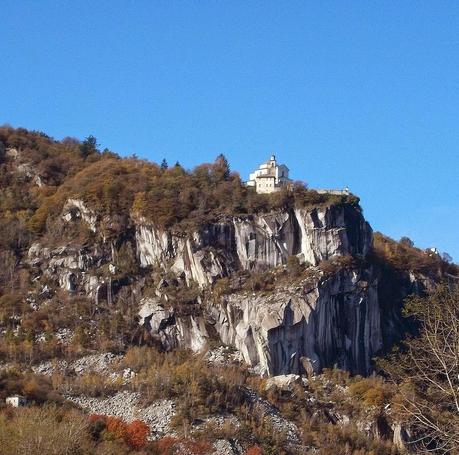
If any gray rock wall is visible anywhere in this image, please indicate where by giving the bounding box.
[209,268,381,375]
[135,205,372,286]
[26,198,403,376]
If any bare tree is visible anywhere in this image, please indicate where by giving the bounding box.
[383,285,459,453]
[0,249,17,288]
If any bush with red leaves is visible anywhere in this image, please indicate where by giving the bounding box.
[125,420,150,450]
[88,414,149,450]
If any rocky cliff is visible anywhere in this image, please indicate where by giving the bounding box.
[210,268,381,376]
[24,195,425,376]
[135,203,372,286]
[3,130,440,377]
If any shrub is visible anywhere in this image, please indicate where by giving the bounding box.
[0,405,92,455]
[105,415,128,440]
[89,414,149,450]
[348,377,392,409]
[125,420,150,449]
[286,255,303,278]
[246,445,263,455]
[153,437,211,454]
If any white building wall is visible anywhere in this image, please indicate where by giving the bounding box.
[6,396,27,407]
[246,156,291,194]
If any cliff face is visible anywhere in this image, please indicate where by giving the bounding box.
[134,268,382,376]
[135,204,372,286]
[26,197,420,376]
[210,268,381,376]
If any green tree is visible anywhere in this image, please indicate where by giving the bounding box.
[214,153,230,181]
[80,135,99,158]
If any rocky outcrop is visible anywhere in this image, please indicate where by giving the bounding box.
[392,422,411,451]
[28,243,94,292]
[139,297,209,352]
[138,267,382,376]
[209,268,381,376]
[26,197,419,376]
[135,205,372,286]
[265,374,306,391]
[36,200,371,289]
[62,199,98,232]
[27,241,117,303]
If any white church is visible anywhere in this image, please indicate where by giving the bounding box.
[246,155,292,194]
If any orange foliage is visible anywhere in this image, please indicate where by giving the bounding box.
[154,436,211,454]
[105,415,128,440]
[371,232,450,276]
[89,413,107,423]
[246,445,263,455]
[88,414,149,450]
[154,436,177,454]
[125,420,149,449]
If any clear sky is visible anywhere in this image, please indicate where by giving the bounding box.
[1,1,458,260]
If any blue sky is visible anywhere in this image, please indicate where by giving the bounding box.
[1,1,458,260]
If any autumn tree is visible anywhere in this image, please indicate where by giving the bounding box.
[0,250,17,289]
[0,142,5,163]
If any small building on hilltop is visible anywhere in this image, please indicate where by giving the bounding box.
[246,155,291,194]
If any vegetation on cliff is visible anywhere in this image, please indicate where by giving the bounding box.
[0,126,357,242]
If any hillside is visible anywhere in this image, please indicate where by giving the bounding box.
[0,126,458,454]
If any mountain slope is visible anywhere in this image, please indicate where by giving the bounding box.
[1,126,457,454]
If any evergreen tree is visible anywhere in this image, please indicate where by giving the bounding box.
[160,158,168,170]
[80,135,99,158]
[214,154,230,181]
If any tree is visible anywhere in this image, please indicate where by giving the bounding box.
[0,250,17,289]
[442,252,453,264]
[399,236,414,248]
[80,135,99,158]
[382,284,459,453]
[214,153,230,181]
[0,142,5,163]
[160,158,168,170]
